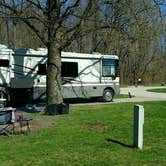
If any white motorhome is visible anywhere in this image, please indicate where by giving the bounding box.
[0,45,14,103]
[0,47,120,105]
[0,45,13,85]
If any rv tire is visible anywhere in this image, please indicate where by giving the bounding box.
[103,89,114,102]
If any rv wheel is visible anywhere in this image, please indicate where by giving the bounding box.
[103,89,114,102]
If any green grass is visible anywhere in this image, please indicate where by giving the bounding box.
[147,88,166,93]
[0,101,166,166]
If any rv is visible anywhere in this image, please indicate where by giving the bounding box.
[0,47,120,105]
[0,45,13,104]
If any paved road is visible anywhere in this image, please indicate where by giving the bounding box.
[115,86,166,103]
[14,86,165,109]
[72,86,166,106]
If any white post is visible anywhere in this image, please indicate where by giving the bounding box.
[133,105,144,149]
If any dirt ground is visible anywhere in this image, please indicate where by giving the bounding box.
[15,110,56,133]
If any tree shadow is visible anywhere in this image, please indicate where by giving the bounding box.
[106,138,134,149]
[64,97,100,104]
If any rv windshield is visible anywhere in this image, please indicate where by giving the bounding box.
[102,59,119,77]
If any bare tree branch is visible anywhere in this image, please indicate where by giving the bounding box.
[26,0,43,11]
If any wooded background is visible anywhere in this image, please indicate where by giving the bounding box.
[0,0,166,86]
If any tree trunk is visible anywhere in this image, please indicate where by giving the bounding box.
[47,42,63,105]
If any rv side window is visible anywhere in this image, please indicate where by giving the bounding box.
[102,59,118,77]
[0,59,9,67]
[38,64,47,75]
[62,62,78,77]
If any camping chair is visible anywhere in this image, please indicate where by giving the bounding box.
[0,107,16,136]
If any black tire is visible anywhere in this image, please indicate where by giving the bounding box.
[103,89,114,102]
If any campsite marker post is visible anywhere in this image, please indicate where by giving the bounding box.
[133,105,144,149]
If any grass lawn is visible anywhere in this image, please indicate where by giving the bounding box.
[147,88,166,93]
[0,101,165,166]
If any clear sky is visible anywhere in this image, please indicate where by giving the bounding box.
[160,1,166,15]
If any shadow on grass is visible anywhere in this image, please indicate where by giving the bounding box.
[106,138,134,149]
[64,97,101,104]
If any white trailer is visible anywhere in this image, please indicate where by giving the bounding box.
[0,45,14,103]
[0,45,13,85]
[0,47,120,105]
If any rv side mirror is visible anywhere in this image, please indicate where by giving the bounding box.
[110,75,116,80]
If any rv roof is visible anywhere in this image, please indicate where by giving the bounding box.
[13,49,118,59]
[62,52,119,59]
[14,48,47,55]
[0,44,8,49]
